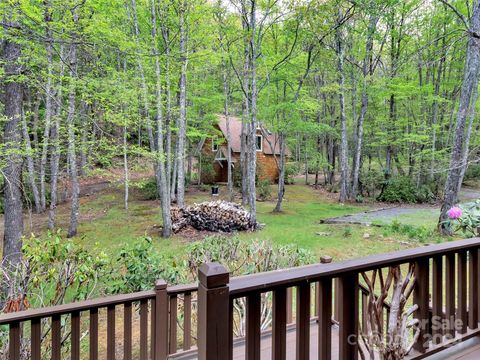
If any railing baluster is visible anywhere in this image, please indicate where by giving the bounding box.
[414,258,430,353]
[432,255,443,345]
[469,249,479,329]
[150,298,156,358]
[445,253,456,339]
[169,295,178,354]
[71,311,80,360]
[107,305,116,360]
[31,318,41,360]
[296,282,310,360]
[124,302,132,360]
[140,299,148,359]
[9,321,20,360]
[458,251,468,334]
[286,287,293,324]
[338,274,358,360]
[317,277,332,360]
[272,288,287,360]
[183,292,192,351]
[90,308,98,360]
[246,292,261,360]
[52,315,61,360]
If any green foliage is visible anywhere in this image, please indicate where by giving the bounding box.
[200,154,215,184]
[131,177,158,200]
[285,162,299,184]
[13,232,110,308]
[107,237,184,293]
[383,221,439,243]
[186,236,315,278]
[448,201,480,238]
[377,177,434,204]
[342,227,353,238]
[257,179,272,200]
[465,165,480,182]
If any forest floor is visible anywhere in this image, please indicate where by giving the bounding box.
[2,167,473,261]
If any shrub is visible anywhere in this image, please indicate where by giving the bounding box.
[107,237,184,293]
[131,177,158,200]
[464,164,480,182]
[444,201,480,237]
[285,162,299,184]
[377,176,436,203]
[257,179,272,200]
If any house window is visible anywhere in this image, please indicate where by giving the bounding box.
[256,135,263,152]
[212,137,219,152]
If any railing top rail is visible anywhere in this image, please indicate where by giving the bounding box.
[167,283,197,295]
[229,237,480,296]
[0,289,156,324]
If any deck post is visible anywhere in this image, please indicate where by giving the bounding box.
[338,274,359,360]
[197,262,231,360]
[154,280,168,360]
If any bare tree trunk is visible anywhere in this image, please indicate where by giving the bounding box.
[336,12,349,203]
[222,65,234,201]
[121,124,128,212]
[22,109,42,213]
[351,15,378,200]
[160,5,172,198]
[151,0,172,237]
[39,0,54,212]
[240,4,249,206]
[48,43,64,231]
[66,9,80,238]
[79,101,89,176]
[439,0,480,234]
[2,19,24,267]
[176,0,188,208]
[273,133,286,212]
[457,86,478,192]
[247,0,258,226]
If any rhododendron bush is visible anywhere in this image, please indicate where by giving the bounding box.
[446,200,480,237]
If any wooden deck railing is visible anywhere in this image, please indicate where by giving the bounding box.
[1,237,480,359]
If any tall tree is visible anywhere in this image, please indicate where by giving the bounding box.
[439,0,480,234]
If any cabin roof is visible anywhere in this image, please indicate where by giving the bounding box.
[216,115,289,156]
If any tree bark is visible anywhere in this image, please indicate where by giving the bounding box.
[39,0,55,212]
[336,11,349,203]
[439,0,480,234]
[2,18,24,267]
[48,43,64,231]
[176,0,188,208]
[151,0,172,237]
[66,8,80,238]
[22,109,42,214]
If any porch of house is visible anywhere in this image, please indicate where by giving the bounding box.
[2,238,480,359]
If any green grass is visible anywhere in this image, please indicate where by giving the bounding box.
[68,183,431,262]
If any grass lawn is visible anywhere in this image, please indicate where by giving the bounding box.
[69,182,431,262]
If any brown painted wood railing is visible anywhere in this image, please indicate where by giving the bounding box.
[1,237,480,359]
[198,237,480,360]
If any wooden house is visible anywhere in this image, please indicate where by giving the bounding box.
[198,115,288,184]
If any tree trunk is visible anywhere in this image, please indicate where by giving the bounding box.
[176,0,188,208]
[151,0,172,237]
[123,125,129,210]
[351,15,378,200]
[273,133,286,212]
[66,9,80,238]
[2,20,24,267]
[439,1,480,234]
[48,43,65,231]
[457,85,478,191]
[247,0,258,226]
[22,109,42,214]
[39,0,54,212]
[336,12,349,203]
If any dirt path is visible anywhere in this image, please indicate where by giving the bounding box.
[322,187,480,227]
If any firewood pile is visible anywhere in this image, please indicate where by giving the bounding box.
[171,201,257,233]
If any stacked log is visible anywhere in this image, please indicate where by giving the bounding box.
[170,201,257,233]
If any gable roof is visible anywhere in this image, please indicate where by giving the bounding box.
[216,115,289,156]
